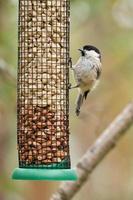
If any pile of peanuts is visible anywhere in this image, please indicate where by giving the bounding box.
[18,0,70,166]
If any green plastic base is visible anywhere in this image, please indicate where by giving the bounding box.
[12,168,77,181]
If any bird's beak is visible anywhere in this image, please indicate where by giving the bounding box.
[78,49,85,56]
[78,48,84,53]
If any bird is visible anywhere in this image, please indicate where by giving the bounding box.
[70,45,102,116]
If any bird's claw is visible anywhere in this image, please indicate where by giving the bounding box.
[68,57,72,69]
[68,83,72,89]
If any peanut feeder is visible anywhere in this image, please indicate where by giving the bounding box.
[12,0,77,181]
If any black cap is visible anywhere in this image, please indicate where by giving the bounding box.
[83,45,101,54]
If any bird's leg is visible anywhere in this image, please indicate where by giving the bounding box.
[68,57,72,89]
[68,57,73,69]
[69,84,80,89]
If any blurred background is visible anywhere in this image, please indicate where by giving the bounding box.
[0,0,133,199]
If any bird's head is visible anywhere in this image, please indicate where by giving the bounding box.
[78,45,101,61]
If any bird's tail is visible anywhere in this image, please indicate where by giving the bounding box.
[75,93,84,116]
[75,90,90,116]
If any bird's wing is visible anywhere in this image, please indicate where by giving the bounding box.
[92,63,102,79]
[73,64,83,84]
[96,66,102,79]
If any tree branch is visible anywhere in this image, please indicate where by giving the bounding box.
[51,102,133,200]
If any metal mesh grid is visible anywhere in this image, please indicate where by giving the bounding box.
[17,0,70,169]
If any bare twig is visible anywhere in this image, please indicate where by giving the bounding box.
[0,58,16,83]
[51,102,133,200]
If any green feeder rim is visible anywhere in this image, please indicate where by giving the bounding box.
[12,168,77,181]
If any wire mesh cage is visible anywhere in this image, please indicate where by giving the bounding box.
[12,0,77,180]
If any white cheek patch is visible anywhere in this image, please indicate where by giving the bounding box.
[86,50,99,58]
